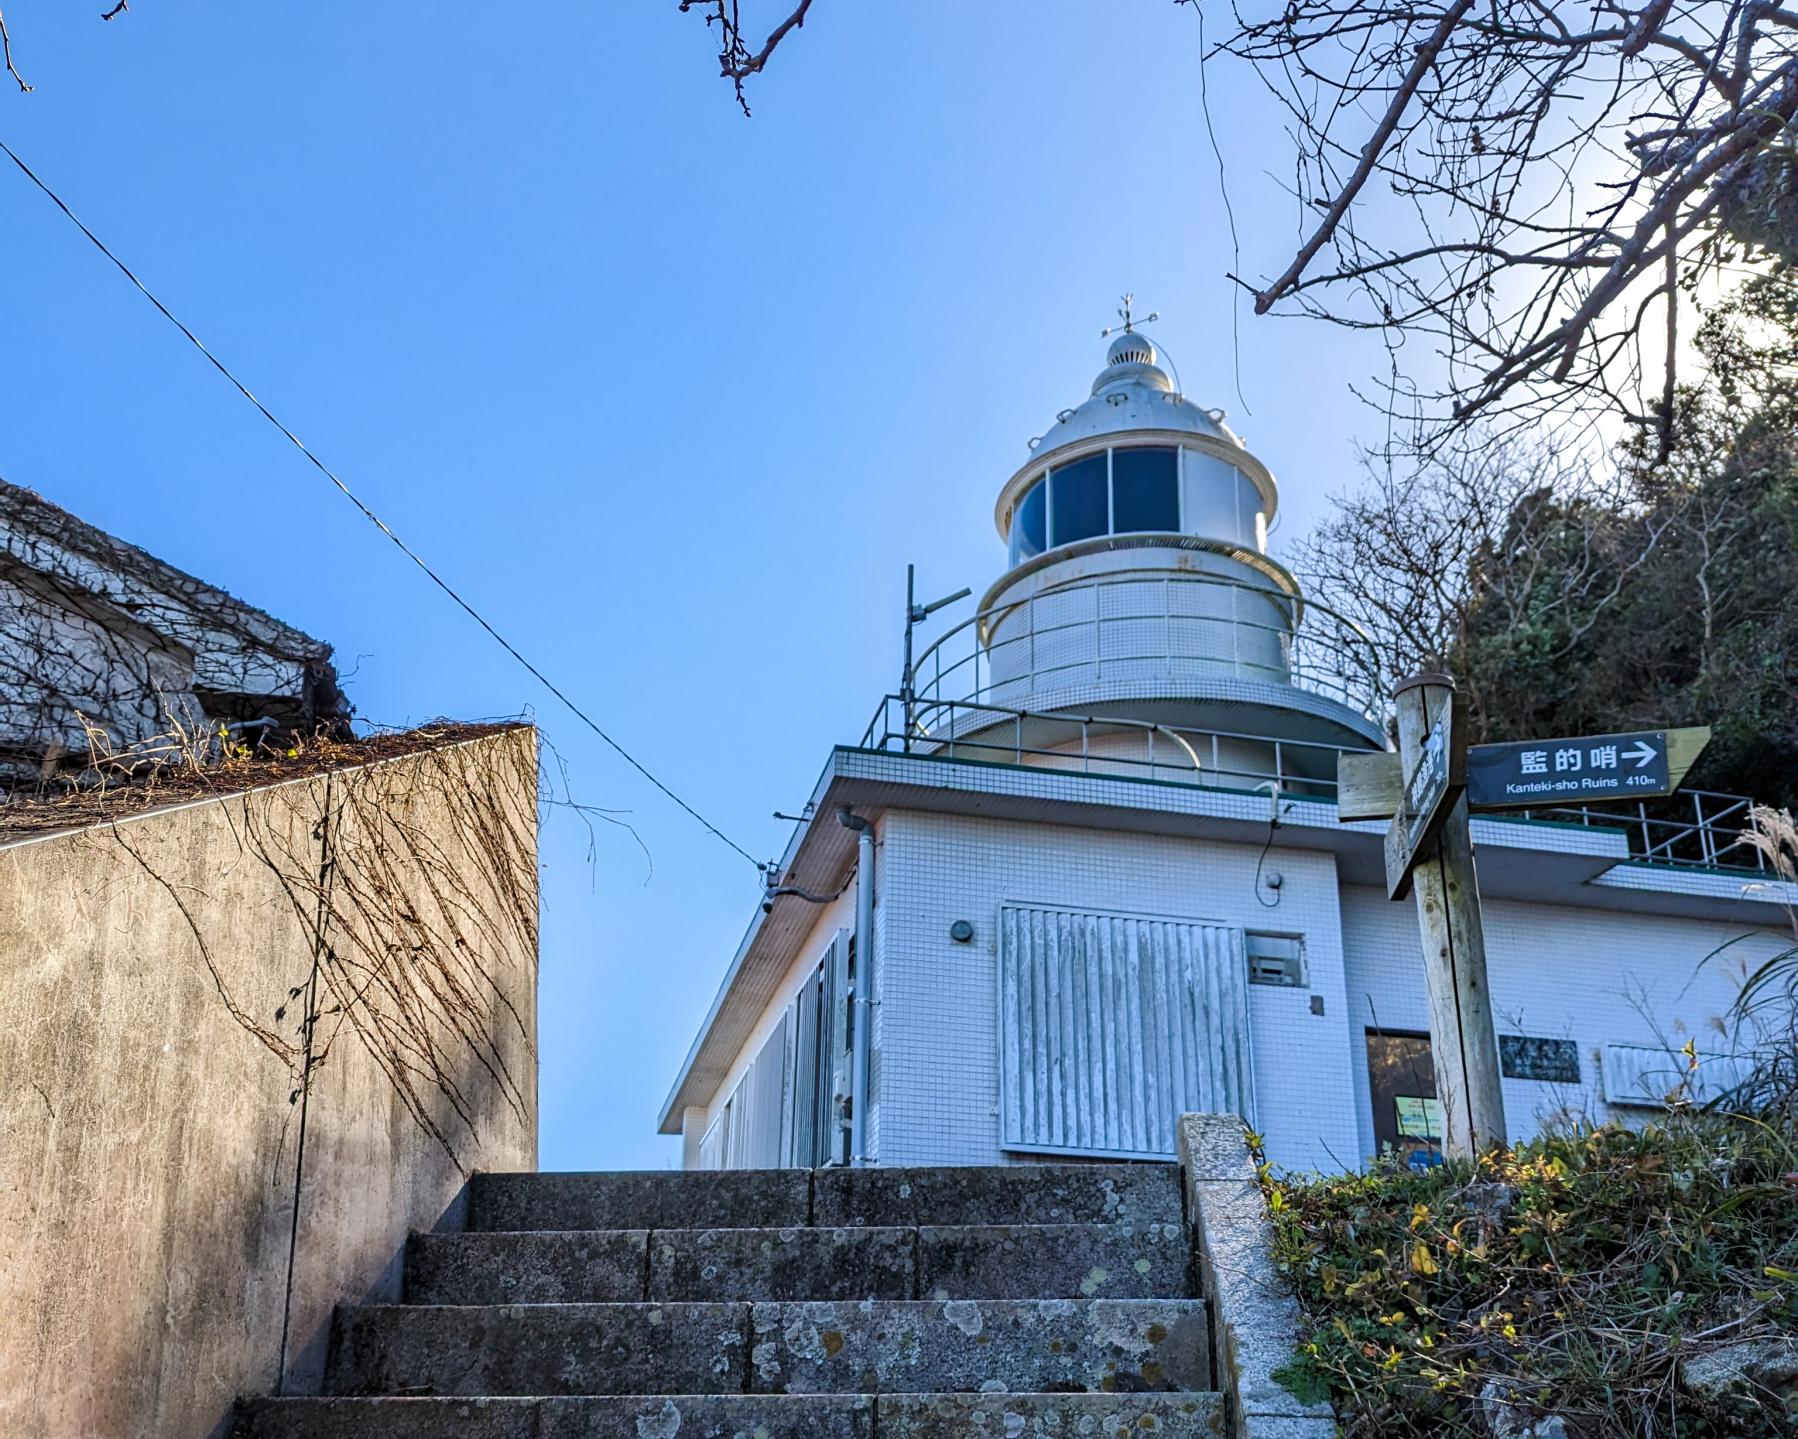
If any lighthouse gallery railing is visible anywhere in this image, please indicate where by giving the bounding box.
[854,571,1769,877]
[895,569,1387,731]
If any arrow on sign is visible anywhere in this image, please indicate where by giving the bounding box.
[1624,741,1657,769]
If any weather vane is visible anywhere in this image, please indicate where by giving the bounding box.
[1102,293,1159,338]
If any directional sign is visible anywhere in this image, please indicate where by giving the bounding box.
[1384,699,1465,899]
[1464,727,1710,809]
[1337,725,1711,818]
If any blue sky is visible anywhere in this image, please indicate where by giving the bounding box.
[1,1,1402,1167]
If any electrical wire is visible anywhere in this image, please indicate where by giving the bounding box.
[1252,815,1283,908]
[0,134,764,873]
[1252,786,1286,908]
[1191,1,1252,417]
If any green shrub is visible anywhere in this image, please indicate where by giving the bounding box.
[1265,1120,1798,1435]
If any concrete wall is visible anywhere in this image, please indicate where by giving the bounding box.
[0,726,538,1439]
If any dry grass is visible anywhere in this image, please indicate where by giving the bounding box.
[0,720,525,846]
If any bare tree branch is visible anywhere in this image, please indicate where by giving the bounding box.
[1186,0,1798,452]
[680,0,815,113]
[1252,0,1481,315]
[0,8,32,93]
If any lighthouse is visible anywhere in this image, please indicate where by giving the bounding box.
[658,308,1791,1177]
[902,305,1383,795]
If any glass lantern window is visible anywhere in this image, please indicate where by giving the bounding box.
[1111,447,1179,533]
[1049,453,1109,546]
[1009,478,1046,567]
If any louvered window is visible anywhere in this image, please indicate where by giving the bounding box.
[998,903,1255,1159]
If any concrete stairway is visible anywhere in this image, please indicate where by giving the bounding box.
[238,1164,1225,1437]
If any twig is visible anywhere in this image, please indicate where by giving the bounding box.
[0,8,31,92]
[1252,0,1479,316]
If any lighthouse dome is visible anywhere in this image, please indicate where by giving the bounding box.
[908,308,1387,765]
[994,323,1277,569]
[1025,331,1242,456]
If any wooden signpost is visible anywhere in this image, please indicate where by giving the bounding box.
[1388,675,1506,1160]
[1384,687,1465,901]
[1337,675,1710,1161]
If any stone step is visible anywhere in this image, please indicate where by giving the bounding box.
[915,1222,1191,1301]
[748,1298,1210,1395]
[407,1230,650,1305]
[236,1395,869,1438]
[236,1390,1227,1438]
[406,1222,1191,1305]
[325,1299,1210,1398]
[467,1170,810,1233]
[325,1303,748,1398]
[466,1163,1184,1233]
[812,1163,1184,1227]
[880,1392,1225,1437]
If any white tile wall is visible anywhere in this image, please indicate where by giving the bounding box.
[696,800,1791,1176]
[1340,885,1791,1163]
[872,810,1363,1174]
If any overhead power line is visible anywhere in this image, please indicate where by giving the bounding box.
[0,135,764,874]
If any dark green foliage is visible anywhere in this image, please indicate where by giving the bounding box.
[1716,153,1798,272]
[1265,1120,1798,1436]
[1448,271,1798,809]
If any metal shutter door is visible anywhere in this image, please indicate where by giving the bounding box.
[743,1011,790,1167]
[999,903,1254,1158]
[719,1013,792,1169]
[697,1111,726,1170]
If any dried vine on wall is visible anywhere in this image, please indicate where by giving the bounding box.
[67,725,540,1174]
[242,731,539,1168]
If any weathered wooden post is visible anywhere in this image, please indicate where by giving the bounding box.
[1391,673,1507,1159]
[1340,679,1714,1161]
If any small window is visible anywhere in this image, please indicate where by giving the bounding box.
[1111,447,1179,533]
[1245,931,1306,987]
[1009,478,1046,567]
[1049,453,1108,547]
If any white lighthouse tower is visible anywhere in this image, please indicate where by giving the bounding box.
[660,303,1790,1181]
[900,303,1385,793]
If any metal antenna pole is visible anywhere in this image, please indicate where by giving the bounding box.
[899,568,973,750]
[901,564,916,744]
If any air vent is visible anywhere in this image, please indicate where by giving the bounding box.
[1246,931,1307,987]
[1105,331,1159,368]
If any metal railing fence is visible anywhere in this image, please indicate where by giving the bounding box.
[856,693,1768,876]
[902,570,1386,730]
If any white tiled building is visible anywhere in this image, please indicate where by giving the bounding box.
[660,323,1795,1174]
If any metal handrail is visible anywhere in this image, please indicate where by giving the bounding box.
[856,693,1767,876]
[1507,791,1769,873]
[860,693,1363,794]
[903,569,1386,729]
